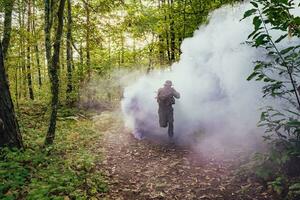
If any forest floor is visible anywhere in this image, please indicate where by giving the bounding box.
[93,110,276,200]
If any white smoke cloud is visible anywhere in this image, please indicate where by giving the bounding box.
[121,2,299,148]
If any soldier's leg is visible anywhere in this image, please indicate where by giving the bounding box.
[167,107,174,138]
[168,121,174,138]
[158,107,168,128]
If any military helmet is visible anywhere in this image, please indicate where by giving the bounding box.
[164,80,172,86]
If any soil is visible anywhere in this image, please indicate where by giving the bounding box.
[94,111,275,200]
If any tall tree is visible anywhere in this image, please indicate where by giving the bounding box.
[2,0,15,59]
[66,0,73,102]
[32,0,42,88]
[26,0,34,100]
[168,0,175,64]
[85,0,91,80]
[45,0,66,145]
[0,1,23,148]
[44,0,52,70]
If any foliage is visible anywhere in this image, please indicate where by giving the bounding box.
[0,104,107,199]
[243,0,300,198]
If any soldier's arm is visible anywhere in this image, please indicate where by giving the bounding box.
[156,88,162,102]
[172,88,180,99]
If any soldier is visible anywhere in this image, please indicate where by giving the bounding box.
[157,80,180,138]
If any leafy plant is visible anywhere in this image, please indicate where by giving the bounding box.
[244,0,300,152]
[243,0,300,198]
[0,105,108,199]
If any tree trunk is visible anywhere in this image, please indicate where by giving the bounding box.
[32,0,42,88]
[45,0,66,145]
[85,0,91,80]
[168,0,176,64]
[27,0,34,100]
[0,42,23,148]
[19,0,27,98]
[44,0,52,71]
[163,0,171,64]
[66,0,73,103]
[79,42,84,81]
[2,0,15,60]
[15,62,19,109]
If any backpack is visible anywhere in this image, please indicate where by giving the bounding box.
[157,89,174,106]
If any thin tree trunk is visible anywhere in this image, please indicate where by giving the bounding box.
[45,0,52,71]
[78,42,84,81]
[2,0,15,60]
[66,0,73,103]
[32,0,42,88]
[60,39,64,76]
[168,0,176,64]
[178,0,187,55]
[27,0,34,100]
[158,0,165,66]
[15,64,19,109]
[85,0,91,80]
[163,0,171,64]
[19,0,27,98]
[45,0,66,145]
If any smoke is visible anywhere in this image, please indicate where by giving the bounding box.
[120,2,298,153]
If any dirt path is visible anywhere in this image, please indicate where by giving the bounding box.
[94,111,274,200]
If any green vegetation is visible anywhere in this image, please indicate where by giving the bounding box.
[1,0,242,198]
[0,104,107,199]
[243,0,300,199]
[2,0,300,199]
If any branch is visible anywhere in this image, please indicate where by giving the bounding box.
[258,8,300,109]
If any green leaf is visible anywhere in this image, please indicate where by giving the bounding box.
[293,17,300,25]
[275,34,288,43]
[247,72,259,81]
[280,46,294,54]
[250,1,258,8]
[254,62,264,70]
[255,34,269,46]
[253,16,262,31]
[242,9,257,20]
[286,120,300,127]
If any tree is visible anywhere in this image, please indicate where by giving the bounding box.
[26,0,34,100]
[2,0,15,59]
[85,0,91,80]
[0,0,23,149]
[0,42,23,148]
[45,0,66,145]
[66,0,73,103]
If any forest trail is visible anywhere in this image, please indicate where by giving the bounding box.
[93,111,273,200]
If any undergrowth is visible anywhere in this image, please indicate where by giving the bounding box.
[0,102,107,200]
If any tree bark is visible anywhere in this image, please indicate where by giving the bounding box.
[158,0,165,66]
[66,0,73,103]
[0,42,23,148]
[19,0,27,98]
[85,0,91,80]
[32,0,42,88]
[45,0,66,145]
[162,0,171,64]
[2,0,15,60]
[27,0,34,100]
[168,0,176,64]
[44,0,53,70]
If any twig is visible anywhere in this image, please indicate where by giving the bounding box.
[258,8,300,108]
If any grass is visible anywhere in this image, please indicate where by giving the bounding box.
[0,102,108,200]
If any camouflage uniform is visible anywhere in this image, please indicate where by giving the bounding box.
[157,81,180,137]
